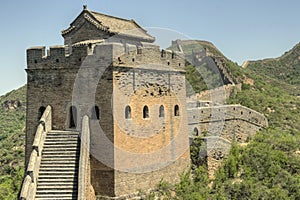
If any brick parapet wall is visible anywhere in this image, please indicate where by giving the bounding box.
[26,42,185,72]
[188,104,268,178]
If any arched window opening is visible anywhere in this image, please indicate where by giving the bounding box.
[38,106,46,120]
[161,50,166,58]
[194,128,199,136]
[125,106,131,119]
[69,106,77,128]
[159,105,165,118]
[143,106,149,119]
[91,106,100,120]
[174,105,180,116]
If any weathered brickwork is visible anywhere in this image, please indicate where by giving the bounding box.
[111,48,190,196]
[187,104,268,178]
[26,8,190,198]
[188,104,268,137]
[25,7,268,199]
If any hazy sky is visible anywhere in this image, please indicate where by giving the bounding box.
[0,0,300,95]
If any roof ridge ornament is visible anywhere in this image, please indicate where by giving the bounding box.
[83,5,87,10]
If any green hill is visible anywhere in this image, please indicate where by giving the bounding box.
[0,86,26,199]
[246,43,300,95]
[214,56,300,199]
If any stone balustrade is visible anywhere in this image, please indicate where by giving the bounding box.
[19,105,52,200]
[78,115,94,200]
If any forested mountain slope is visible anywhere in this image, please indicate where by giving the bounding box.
[0,86,26,199]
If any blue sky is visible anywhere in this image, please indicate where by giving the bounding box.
[0,0,300,95]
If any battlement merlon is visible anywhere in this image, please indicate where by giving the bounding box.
[26,46,46,65]
[27,42,186,72]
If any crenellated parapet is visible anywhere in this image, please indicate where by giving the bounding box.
[115,42,185,72]
[188,104,268,179]
[188,104,268,138]
[27,42,186,72]
[27,45,91,69]
[198,104,268,127]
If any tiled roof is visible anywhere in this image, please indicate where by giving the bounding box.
[89,11,154,41]
[62,9,155,42]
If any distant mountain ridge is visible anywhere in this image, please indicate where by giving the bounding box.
[245,42,300,95]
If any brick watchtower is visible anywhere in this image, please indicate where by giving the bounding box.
[25,6,190,198]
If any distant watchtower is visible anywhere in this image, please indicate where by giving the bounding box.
[25,7,190,198]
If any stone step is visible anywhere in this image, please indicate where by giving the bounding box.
[40,163,78,167]
[40,166,77,169]
[44,137,78,140]
[46,132,79,136]
[42,150,79,155]
[41,158,78,162]
[48,131,79,134]
[43,145,79,149]
[38,176,78,180]
[47,131,79,135]
[45,139,79,143]
[45,136,78,139]
[36,197,77,200]
[40,165,77,170]
[41,162,77,166]
[41,159,77,164]
[43,147,79,153]
[38,179,77,183]
[36,190,77,195]
[36,196,77,200]
[41,159,78,164]
[42,153,79,158]
[44,140,78,144]
[43,142,79,147]
[38,181,77,186]
[45,139,78,142]
[43,144,79,148]
[38,176,77,181]
[45,136,77,139]
[43,148,78,151]
[39,167,78,172]
[39,171,77,176]
[36,189,77,193]
[37,185,78,190]
[38,177,77,182]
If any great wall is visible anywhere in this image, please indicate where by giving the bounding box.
[19,6,268,199]
[175,39,268,178]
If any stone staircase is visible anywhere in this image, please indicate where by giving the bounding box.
[35,130,80,200]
